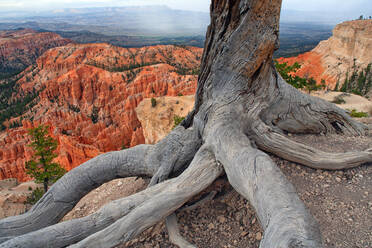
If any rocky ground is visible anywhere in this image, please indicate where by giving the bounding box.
[0,179,39,218]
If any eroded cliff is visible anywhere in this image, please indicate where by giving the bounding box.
[0,43,202,181]
[278,20,372,89]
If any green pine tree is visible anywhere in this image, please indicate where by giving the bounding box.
[334,80,340,91]
[26,125,66,193]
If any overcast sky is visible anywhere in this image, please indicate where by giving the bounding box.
[1,0,371,21]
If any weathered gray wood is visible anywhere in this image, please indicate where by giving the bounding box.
[0,179,169,247]
[166,214,196,248]
[180,191,217,212]
[260,75,368,136]
[68,146,222,248]
[0,146,151,243]
[207,124,323,248]
[0,126,200,243]
[251,120,372,170]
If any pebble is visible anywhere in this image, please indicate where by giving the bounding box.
[256,232,262,241]
[208,223,215,229]
[252,217,256,224]
[217,216,227,223]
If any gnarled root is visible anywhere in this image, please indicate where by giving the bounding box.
[0,146,151,243]
[165,191,217,248]
[250,120,372,170]
[0,179,169,248]
[208,123,323,248]
[261,75,368,136]
[0,126,200,243]
[68,146,222,248]
[166,214,196,248]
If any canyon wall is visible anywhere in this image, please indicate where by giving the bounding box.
[278,20,372,89]
[0,43,202,181]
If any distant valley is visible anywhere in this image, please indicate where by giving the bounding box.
[0,6,333,58]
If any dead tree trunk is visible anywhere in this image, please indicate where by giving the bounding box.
[1,0,371,247]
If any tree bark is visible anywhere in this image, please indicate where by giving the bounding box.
[1,0,371,247]
[43,178,48,194]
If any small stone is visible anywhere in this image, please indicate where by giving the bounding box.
[208,223,215,229]
[117,181,123,186]
[335,177,341,183]
[256,232,262,241]
[252,217,256,224]
[240,231,248,237]
[217,216,227,223]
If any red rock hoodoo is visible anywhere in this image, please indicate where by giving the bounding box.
[0,43,202,181]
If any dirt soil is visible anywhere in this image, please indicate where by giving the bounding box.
[312,91,372,114]
[59,121,372,248]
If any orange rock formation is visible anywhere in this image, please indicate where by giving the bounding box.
[0,29,71,74]
[0,43,202,181]
[278,20,372,89]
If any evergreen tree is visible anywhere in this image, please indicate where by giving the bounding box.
[341,72,349,92]
[26,125,66,193]
[334,80,340,91]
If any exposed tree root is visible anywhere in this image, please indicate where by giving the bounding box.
[181,191,217,212]
[166,214,196,248]
[0,146,150,243]
[0,178,169,247]
[0,126,200,244]
[250,120,372,170]
[68,146,222,248]
[164,190,218,248]
[261,75,368,136]
[207,123,323,248]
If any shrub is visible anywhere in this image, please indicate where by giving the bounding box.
[173,115,185,129]
[332,95,346,104]
[151,98,157,108]
[68,104,80,113]
[90,106,99,123]
[26,188,44,205]
[349,109,368,118]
